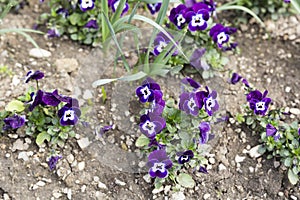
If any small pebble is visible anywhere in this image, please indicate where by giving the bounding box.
[115,179,126,186]
[208,157,215,165]
[218,163,227,171]
[235,155,246,163]
[203,193,211,199]
[78,161,85,171]
[290,108,300,115]
[285,86,291,93]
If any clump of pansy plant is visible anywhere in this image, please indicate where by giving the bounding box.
[0,70,81,148]
[135,77,224,188]
[229,72,300,185]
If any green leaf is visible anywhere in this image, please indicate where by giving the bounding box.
[5,100,25,112]
[284,157,292,167]
[166,123,177,133]
[135,134,149,147]
[36,131,51,146]
[176,173,195,188]
[118,71,147,81]
[246,117,254,125]
[288,168,299,185]
[69,13,81,25]
[92,78,118,88]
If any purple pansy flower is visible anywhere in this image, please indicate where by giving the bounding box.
[203,0,216,13]
[58,104,81,126]
[136,77,161,103]
[266,124,280,141]
[24,70,44,83]
[147,91,165,115]
[177,150,194,164]
[199,121,210,144]
[247,90,271,116]
[28,90,44,111]
[47,28,60,38]
[109,0,129,16]
[204,90,219,116]
[42,90,62,107]
[199,165,208,174]
[147,3,161,15]
[169,4,188,30]
[147,149,173,178]
[229,72,243,85]
[298,128,300,136]
[184,3,210,31]
[210,24,237,49]
[56,7,69,18]
[97,125,113,137]
[153,32,178,56]
[242,78,250,87]
[190,48,209,70]
[179,92,199,116]
[3,114,26,130]
[284,0,290,3]
[48,155,62,171]
[79,0,95,12]
[185,0,196,8]
[84,19,99,29]
[181,77,201,91]
[139,113,166,139]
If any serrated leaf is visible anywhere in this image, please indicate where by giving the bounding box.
[135,134,149,147]
[288,168,299,185]
[5,100,25,112]
[36,131,51,146]
[176,173,195,188]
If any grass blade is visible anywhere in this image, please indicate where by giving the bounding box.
[216,5,265,27]
[101,0,109,42]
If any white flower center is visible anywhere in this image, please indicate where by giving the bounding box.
[176,14,186,27]
[152,162,166,173]
[206,97,215,111]
[141,86,151,100]
[256,101,265,111]
[81,0,93,9]
[191,14,205,27]
[187,98,197,111]
[148,3,158,10]
[63,110,75,121]
[142,120,156,136]
[156,40,168,53]
[180,155,189,162]
[217,32,228,44]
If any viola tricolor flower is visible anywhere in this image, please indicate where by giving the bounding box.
[139,113,166,139]
[153,32,178,56]
[199,165,208,174]
[169,4,188,30]
[229,72,243,85]
[203,0,216,14]
[199,121,211,144]
[136,77,161,103]
[79,0,95,12]
[181,77,201,91]
[266,124,280,141]
[84,19,99,29]
[185,0,196,8]
[147,149,173,178]
[179,92,199,116]
[184,3,210,31]
[58,104,81,126]
[42,90,62,107]
[56,7,69,18]
[47,28,60,38]
[3,114,26,130]
[147,3,161,15]
[190,48,209,70]
[203,90,219,116]
[284,0,290,3]
[147,91,165,115]
[210,24,237,49]
[28,90,44,111]
[24,70,44,83]
[177,150,194,164]
[247,90,271,116]
[48,155,62,171]
[298,128,300,136]
[109,0,129,16]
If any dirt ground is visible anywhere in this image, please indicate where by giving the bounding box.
[0,2,300,200]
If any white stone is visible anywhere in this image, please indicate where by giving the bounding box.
[12,75,20,86]
[248,145,263,158]
[78,161,85,171]
[170,192,185,200]
[203,193,211,199]
[66,154,75,164]
[208,157,216,165]
[98,182,108,190]
[285,86,291,93]
[3,193,10,200]
[143,174,151,183]
[29,48,51,58]
[235,155,246,163]
[278,191,284,197]
[290,108,300,115]
[81,185,86,193]
[249,167,254,173]
[18,151,31,161]
[12,139,29,152]
[218,163,227,171]
[115,179,126,186]
[53,191,62,199]
[152,186,164,194]
[36,181,46,187]
[77,137,90,149]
